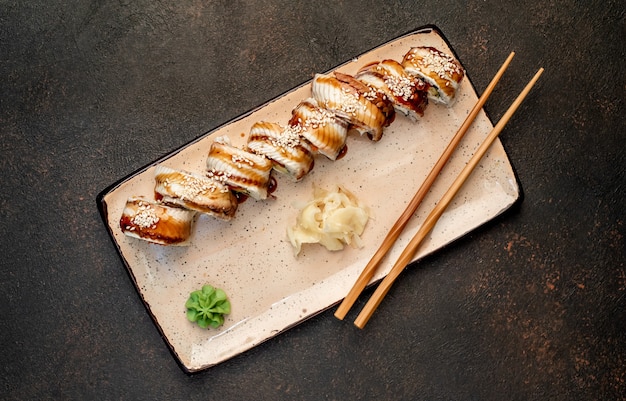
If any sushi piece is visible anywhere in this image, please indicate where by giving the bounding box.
[206,136,273,200]
[311,73,394,141]
[356,59,429,120]
[289,98,349,160]
[154,165,238,220]
[120,196,196,246]
[401,46,465,106]
[333,72,396,124]
[247,121,315,181]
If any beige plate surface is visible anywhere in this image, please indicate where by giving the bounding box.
[98,26,520,372]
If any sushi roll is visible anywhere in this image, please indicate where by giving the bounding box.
[247,121,315,181]
[206,136,273,200]
[289,98,349,160]
[120,196,196,246]
[356,59,429,120]
[401,46,465,106]
[311,73,394,141]
[154,165,238,220]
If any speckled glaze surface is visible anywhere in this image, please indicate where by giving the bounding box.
[99,27,519,372]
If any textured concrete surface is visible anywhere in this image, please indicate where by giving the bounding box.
[1,1,624,400]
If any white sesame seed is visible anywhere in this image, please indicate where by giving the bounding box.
[131,206,160,229]
[418,48,462,79]
[231,154,255,167]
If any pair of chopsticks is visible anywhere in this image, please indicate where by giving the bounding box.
[335,52,543,328]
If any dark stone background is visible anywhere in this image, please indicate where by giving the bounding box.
[1,1,624,400]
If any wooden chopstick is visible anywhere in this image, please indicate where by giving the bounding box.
[353,67,544,328]
[334,52,516,321]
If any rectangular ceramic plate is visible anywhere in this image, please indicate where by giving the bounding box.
[98,26,520,372]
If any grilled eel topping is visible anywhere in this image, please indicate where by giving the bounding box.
[247,121,315,181]
[154,165,238,220]
[356,59,429,120]
[206,137,273,200]
[402,46,464,106]
[289,98,349,160]
[120,196,196,246]
[311,73,394,141]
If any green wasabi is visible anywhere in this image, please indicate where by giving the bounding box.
[185,285,231,329]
